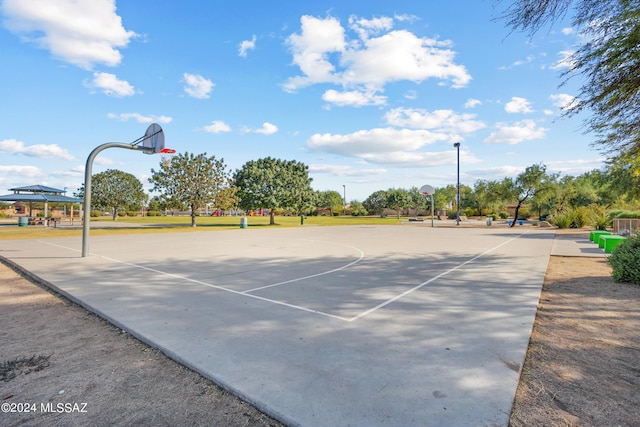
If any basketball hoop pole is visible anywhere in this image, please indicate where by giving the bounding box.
[81,142,154,257]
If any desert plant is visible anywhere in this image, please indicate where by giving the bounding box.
[608,233,640,285]
[570,206,590,228]
[499,212,509,219]
[589,205,610,230]
[549,211,572,229]
[516,206,529,219]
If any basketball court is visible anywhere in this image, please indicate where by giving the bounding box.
[1,225,554,426]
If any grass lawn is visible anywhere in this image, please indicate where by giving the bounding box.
[0,215,417,240]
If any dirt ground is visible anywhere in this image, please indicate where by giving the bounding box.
[1,252,639,426]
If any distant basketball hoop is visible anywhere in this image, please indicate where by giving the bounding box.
[419,184,435,227]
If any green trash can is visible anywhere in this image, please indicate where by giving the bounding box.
[18,216,28,227]
[240,217,248,229]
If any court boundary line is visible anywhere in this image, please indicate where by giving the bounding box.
[38,231,530,322]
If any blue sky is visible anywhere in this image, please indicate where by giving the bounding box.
[0,0,602,201]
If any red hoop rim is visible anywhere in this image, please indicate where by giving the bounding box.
[158,148,176,154]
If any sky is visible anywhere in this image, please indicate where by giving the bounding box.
[0,0,604,202]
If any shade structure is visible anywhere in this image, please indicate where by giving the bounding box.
[0,185,83,217]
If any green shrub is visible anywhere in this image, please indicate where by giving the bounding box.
[610,210,640,219]
[117,211,126,217]
[570,206,590,228]
[499,212,509,219]
[608,233,640,285]
[147,210,160,216]
[516,206,529,219]
[588,205,610,230]
[126,211,138,217]
[549,211,572,228]
[90,210,101,218]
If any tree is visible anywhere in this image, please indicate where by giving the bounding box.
[149,152,231,227]
[606,154,640,202]
[433,185,456,213]
[504,164,551,227]
[77,169,145,220]
[363,190,388,216]
[316,190,344,215]
[407,186,428,216]
[385,188,410,220]
[495,0,640,157]
[349,200,368,216]
[474,179,505,216]
[234,157,314,225]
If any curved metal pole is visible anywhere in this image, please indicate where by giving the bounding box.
[82,142,153,257]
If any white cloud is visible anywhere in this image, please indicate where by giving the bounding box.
[308,128,445,156]
[484,120,547,144]
[202,120,231,133]
[464,98,481,109]
[94,157,114,166]
[549,93,578,111]
[254,122,278,135]
[306,127,479,167]
[384,107,486,133]
[0,138,75,160]
[86,72,136,97]
[340,30,470,88]
[348,15,394,40]
[551,50,576,70]
[1,0,137,69]
[283,15,471,105]
[0,165,43,178]
[561,27,575,35]
[107,113,172,124]
[239,35,256,57]
[505,96,534,114]
[466,165,526,180]
[183,73,214,99]
[322,89,386,107]
[309,164,387,176]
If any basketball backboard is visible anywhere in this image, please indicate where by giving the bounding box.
[142,123,175,154]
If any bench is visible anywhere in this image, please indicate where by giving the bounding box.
[590,230,611,243]
[599,235,627,253]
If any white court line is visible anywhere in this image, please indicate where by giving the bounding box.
[243,242,365,293]
[38,240,353,322]
[38,232,529,322]
[345,231,530,322]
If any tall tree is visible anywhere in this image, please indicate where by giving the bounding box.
[234,157,314,225]
[503,164,551,227]
[316,190,344,215]
[77,169,145,220]
[407,186,428,216]
[495,0,640,156]
[469,179,504,217]
[363,190,388,216]
[385,188,410,220]
[149,152,231,227]
[433,185,457,213]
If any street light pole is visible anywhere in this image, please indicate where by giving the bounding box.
[453,142,461,226]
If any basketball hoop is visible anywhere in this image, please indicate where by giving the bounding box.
[142,123,175,154]
[419,184,435,228]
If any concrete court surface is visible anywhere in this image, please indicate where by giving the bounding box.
[1,225,555,426]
